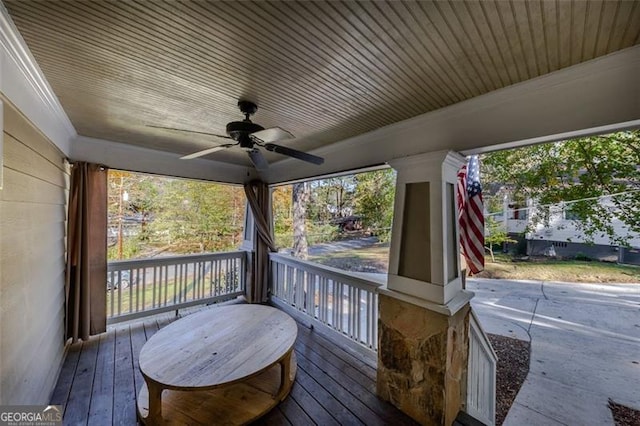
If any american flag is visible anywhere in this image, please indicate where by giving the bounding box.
[457,155,484,274]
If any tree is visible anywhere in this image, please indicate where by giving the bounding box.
[150,179,244,253]
[107,170,156,259]
[482,131,640,246]
[272,186,293,248]
[306,176,357,223]
[484,216,517,262]
[292,182,310,259]
[354,169,396,241]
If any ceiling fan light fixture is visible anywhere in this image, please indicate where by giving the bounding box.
[226,120,264,141]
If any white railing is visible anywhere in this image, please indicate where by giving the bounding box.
[107,251,246,324]
[269,253,382,351]
[466,309,498,426]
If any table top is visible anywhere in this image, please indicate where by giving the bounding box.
[139,304,297,390]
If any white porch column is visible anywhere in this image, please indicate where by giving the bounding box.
[377,150,473,425]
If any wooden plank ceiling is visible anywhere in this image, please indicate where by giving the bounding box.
[5,1,640,168]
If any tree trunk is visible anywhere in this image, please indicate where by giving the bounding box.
[292,182,309,259]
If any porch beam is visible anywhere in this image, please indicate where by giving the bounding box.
[71,135,257,184]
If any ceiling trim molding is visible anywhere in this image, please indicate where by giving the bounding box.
[266,45,639,184]
[0,2,75,154]
[72,135,257,185]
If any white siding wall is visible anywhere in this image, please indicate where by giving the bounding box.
[0,98,69,404]
[526,205,640,248]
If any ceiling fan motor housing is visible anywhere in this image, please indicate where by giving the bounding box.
[226,121,264,145]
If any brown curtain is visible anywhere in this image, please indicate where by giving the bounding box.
[244,180,276,303]
[65,162,108,342]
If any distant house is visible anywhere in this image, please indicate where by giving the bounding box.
[496,197,640,265]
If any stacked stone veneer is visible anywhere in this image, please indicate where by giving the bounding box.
[377,294,470,425]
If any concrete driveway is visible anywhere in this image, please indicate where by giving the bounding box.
[468,278,640,426]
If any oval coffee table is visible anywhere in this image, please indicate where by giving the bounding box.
[137,304,298,425]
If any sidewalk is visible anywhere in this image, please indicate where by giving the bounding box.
[468,278,640,425]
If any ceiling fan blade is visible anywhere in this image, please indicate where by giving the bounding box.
[180,143,236,160]
[251,127,294,143]
[247,148,269,171]
[147,125,231,139]
[264,143,324,165]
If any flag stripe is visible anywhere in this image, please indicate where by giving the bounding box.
[457,155,484,275]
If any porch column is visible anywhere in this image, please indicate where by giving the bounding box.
[377,150,473,425]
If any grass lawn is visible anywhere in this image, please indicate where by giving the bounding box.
[309,244,640,283]
[477,254,640,283]
[309,243,391,273]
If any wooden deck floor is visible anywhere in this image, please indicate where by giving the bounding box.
[51,307,417,425]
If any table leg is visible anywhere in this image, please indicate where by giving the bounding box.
[147,381,163,424]
[277,350,293,401]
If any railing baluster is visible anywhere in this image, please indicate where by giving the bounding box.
[141,267,147,312]
[109,270,114,318]
[184,261,189,302]
[164,265,169,307]
[172,264,177,305]
[321,277,328,323]
[158,265,163,307]
[356,287,362,344]
[117,271,122,316]
[198,261,202,299]
[331,279,337,328]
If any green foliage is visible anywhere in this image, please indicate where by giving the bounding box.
[306,176,357,223]
[574,252,592,262]
[149,179,244,253]
[272,186,293,248]
[108,171,244,255]
[482,131,640,245]
[306,222,340,245]
[353,169,396,241]
[273,169,397,249]
[107,237,141,260]
[484,216,517,262]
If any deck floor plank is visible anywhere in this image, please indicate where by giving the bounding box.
[129,323,148,396]
[64,337,99,425]
[288,379,340,426]
[51,307,418,425]
[278,392,315,425]
[293,335,417,425]
[294,364,365,425]
[142,318,160,340]
[112,326,137,425]
[297,324,377,381]
[295,350,387,426]
[50,340,82,412]
[87,331,116,425]
[253,406,292,426]
[294,332,376,393]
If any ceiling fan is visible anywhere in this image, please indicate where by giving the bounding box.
[148,100,324,171]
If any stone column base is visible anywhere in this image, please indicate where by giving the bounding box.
[377,293,470,425]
